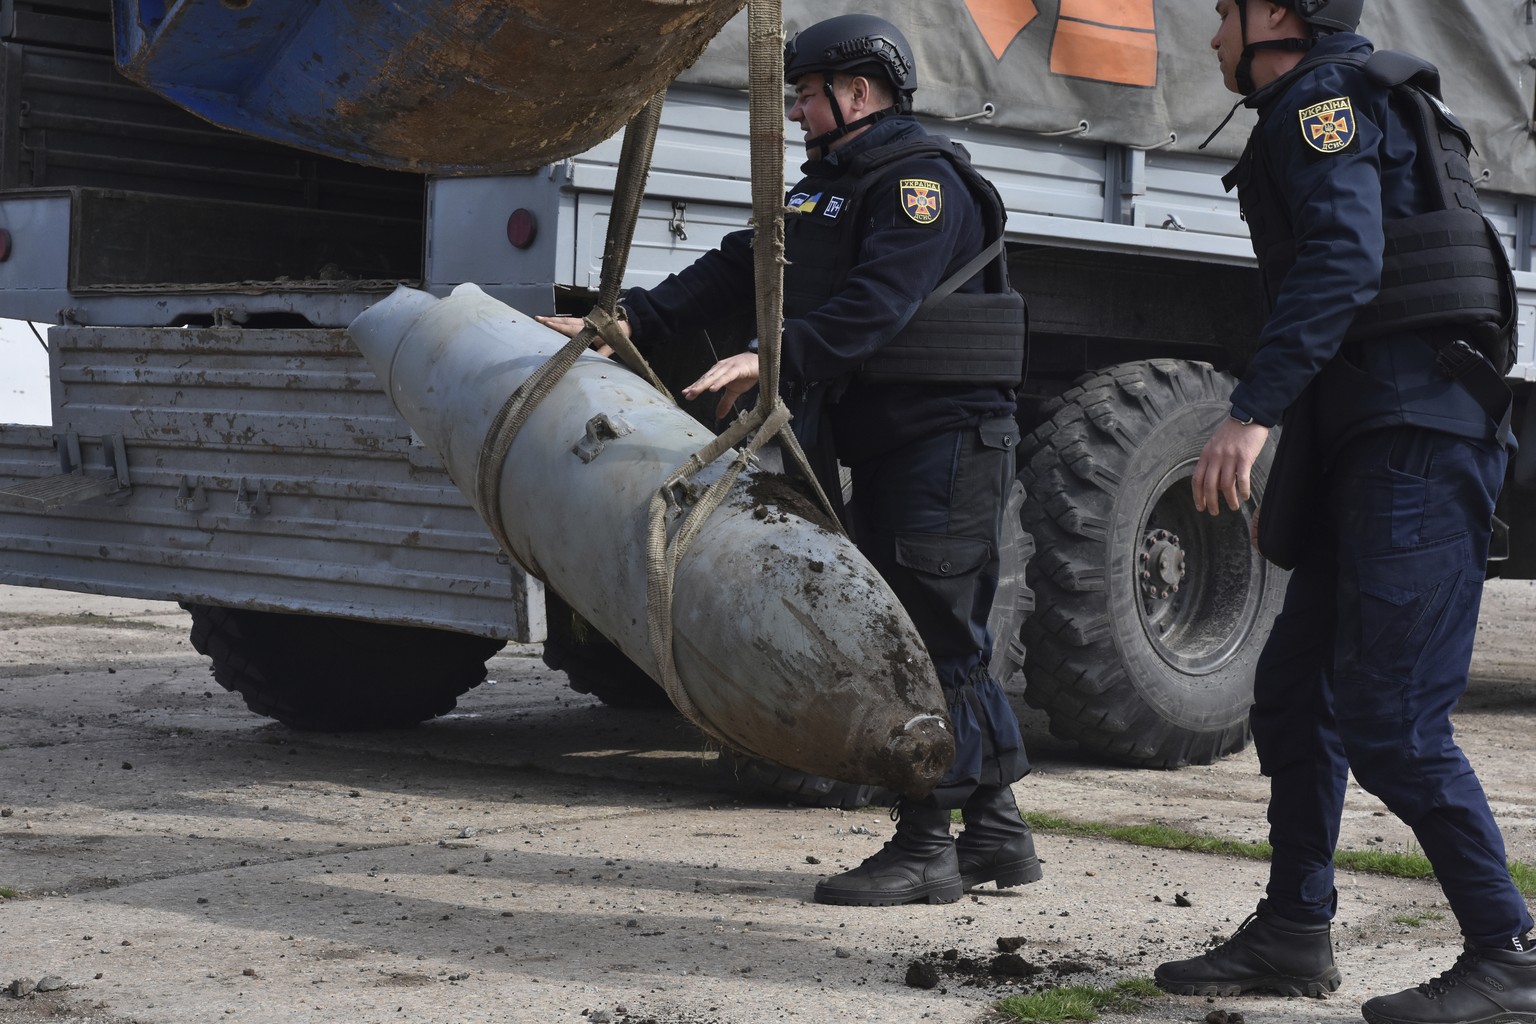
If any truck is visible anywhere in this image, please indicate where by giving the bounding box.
[2,0,1534,784]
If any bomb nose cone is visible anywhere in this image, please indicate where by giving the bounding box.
[883,715,956,800]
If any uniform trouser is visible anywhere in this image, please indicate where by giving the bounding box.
[1253,425,1534,945]
[848,417,1029,809]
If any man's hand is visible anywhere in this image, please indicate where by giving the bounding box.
[533,314,629,358]
[1192,418,1271,515]
[682,352,760,420]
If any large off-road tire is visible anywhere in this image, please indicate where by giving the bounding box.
[540,590,671,709]
[184,604,505,730]
[1016,360,1288,767]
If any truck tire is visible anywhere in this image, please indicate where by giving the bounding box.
[184,604,505,730]
[541,590,672,708]
[1016,360,1287,767]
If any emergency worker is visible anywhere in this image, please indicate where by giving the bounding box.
[538,14,1040,908]
[1156,1,1536,1020]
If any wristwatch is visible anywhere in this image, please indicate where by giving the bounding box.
[1229,403,1257,426]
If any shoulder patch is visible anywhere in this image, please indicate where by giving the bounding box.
[1298,97,1356,154]
[900,179,942,225]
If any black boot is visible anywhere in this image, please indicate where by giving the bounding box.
[955,784,1042,891]
[813,803,962,907]
[1361,943,1536,1024]
[1154,901,1342,997]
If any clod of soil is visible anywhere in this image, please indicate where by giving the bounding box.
[990,952,1043,977]
[745,474,838,532]
[907,943,1117,994]
[905,961,941,989]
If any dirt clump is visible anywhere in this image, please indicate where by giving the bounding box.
[903,941,1117,993]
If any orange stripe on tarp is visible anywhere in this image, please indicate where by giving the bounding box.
[963,0,1040,61]
[1058,0,1156,31]
[1050,18,1157,87]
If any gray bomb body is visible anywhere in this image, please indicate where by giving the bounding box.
[348,284,953,796]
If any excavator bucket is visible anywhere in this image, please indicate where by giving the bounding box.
[110,0,748,175]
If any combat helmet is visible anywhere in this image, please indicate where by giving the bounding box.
[784,14,916,99]
[1283,0,1363,33]
[784,14,915,155]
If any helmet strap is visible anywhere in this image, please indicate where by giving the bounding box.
[803,78,899,158]
[1203,1,1317,148]
[1237,36,1316,93]
[1234,0,1315,95]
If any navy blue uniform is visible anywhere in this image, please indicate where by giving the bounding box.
[624,117,1015,464]
[1230,34,1532,945]
[623,116,1027,807]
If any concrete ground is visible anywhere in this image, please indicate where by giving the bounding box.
[1,582,1533,1024]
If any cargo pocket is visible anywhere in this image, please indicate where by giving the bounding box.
[1349,534,1469,683]
[893,533,994,669]
[978,418,1019,453]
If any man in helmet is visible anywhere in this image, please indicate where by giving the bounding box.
[537,14,1038,909]
[1156,2,1536,1020]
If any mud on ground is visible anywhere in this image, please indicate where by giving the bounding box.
[0,581,1533,1024]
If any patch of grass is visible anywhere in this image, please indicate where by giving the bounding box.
[0,887,17,899]
[1393,913,1427,927]
[1024,813,1536,897]
[1334,848,1435,881]
[1510,860,1536,896]
[995,978,1160,1023]
[1023,812,1272,861]
[21,614,170,631]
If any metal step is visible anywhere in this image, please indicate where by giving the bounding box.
[0,470,122,511]
[0,431,130,510]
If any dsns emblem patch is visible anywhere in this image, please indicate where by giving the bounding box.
[901,179,942,224]
[1298,97,1356,154]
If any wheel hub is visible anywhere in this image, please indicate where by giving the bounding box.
[1139,528,1186,601]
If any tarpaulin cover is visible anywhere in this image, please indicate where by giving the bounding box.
[682,0,1536,197]
[115,0,1536,193]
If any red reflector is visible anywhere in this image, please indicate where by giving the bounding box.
[506,209,537,249]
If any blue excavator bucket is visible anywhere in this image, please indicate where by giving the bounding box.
[111,0,746,175]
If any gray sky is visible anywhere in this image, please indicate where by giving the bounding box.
[0,317,51,425]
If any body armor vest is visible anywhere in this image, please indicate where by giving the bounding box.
[1224,49,1516,374]
[782,135,1027,385]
